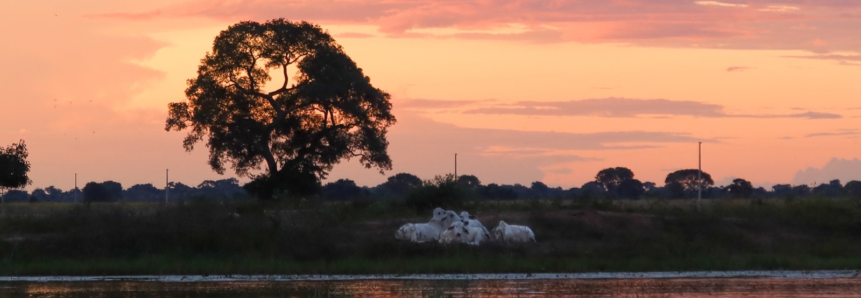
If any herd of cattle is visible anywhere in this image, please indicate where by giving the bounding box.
[395,208,536,245]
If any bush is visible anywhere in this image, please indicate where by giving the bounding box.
[404,174,467,212]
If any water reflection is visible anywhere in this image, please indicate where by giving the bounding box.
[3,278,861,297]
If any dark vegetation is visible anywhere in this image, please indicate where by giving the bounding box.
[3,193,861,275]
[0,140,30,202]
[3,166,861,275]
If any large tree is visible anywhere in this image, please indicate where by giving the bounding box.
[0,140,31,203]
[165,19,396,198]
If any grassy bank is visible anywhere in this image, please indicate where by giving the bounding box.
[2,197,861,275]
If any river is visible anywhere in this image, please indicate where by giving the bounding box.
[3,271,861,297]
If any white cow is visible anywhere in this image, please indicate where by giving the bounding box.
[439,221,470,244]
[492,220,536,243]
[441,210,462,228]
[461,221,489,245]
[395,207,448,243]
[459,211,490,239]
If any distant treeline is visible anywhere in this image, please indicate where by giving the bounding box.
[320,168,861,203]
[1,179,246,203]
[3,167,861,203]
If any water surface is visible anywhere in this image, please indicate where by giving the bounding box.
[3,272,861,297]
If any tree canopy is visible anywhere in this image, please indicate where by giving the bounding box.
[165,19,396,199]
[726,178,753,198]
[664,169,714,197]
[83,181,123,202]
[0,140,31,198]
[378,173,422,196]
[595,167,634,192]
[457,175,481,188]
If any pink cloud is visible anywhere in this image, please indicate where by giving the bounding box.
[88,0,861,51]
[726,66,750,72]
[0,10,236,190]
[325,110,699,187]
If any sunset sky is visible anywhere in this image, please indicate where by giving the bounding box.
[2,0,861,191]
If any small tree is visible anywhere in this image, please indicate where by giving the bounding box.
[83,182,110,202]
[726,178,753,198]
[457,175,481,188]
[664,169,714,198]
[844,181,861,198]
[404,174,466,212]
[377,173,422,197]
[321,179,363,200]
[595,167,634,193]
[0,140,31,204]
[83,181,123,202]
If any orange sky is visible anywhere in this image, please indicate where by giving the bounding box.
[2,0,861,191]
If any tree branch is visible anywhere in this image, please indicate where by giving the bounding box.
[280,64,288,90]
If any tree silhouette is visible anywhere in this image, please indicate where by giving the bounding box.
[772,184,792,196]
[101,181,123,201]
[844,181,861,198]
[321,179,363,200]
[457,175,481,188]
[165,19,395,199]
[664,169,714,198]
[580,181,607,198]
[812,179,843,197]
[83,182,112,202]
[595,167,634,192]
[0,140,31,202]
[617,179,644,199]
[378,173,422,196]
[531,181,549,196]
[726,178,753,198]
[792,184,811,196]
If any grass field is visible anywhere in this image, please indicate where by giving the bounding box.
[2,196,861,275]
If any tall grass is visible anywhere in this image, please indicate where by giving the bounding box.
[2,196,861,275]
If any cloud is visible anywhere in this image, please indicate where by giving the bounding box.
[336,32,376,38]
[804,129,860,138]
[325,111,704,186]
[397,98,494,109]
[788,112,842,120]
[546,168,573,175]
[784,54,861,66]
[695,1,748,8]
[792,158,861,185]
[758,5,800,13]
[93,0,861,52]
[726,66,750,72]
[459,98,841,119]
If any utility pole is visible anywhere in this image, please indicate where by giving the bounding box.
[165,169,169,204]
[74,173,78,203]
[454,153,458,179]
[698,142,702,207]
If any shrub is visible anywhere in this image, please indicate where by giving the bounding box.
[404,174,467,212]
